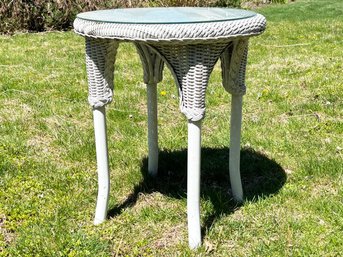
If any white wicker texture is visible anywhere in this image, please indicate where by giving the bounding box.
[86,38,118,108]
[84,38,251,120]
[74,14,266,44]
[135,44,164,85]
[75,10,266,249]
[78,12,266,119]
[151,42,228,121]
[221,39,249,95]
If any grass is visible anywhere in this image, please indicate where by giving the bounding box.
[0,0,342,256]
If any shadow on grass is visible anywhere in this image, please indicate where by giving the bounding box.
[108,147,286,235]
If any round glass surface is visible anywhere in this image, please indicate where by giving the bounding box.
[77,7,256,24]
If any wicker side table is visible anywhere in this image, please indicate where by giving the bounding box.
[74,7,266,249]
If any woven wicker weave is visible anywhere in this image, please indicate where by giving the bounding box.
[74,9,266,248]
[85,38,118,108]
[74,11,266,121]
[74,14,266,44]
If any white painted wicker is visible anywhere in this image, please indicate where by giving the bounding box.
[73,9,266,249]
[74,12,266,121]
[74,14,266,44]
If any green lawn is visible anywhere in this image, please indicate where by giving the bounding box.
[0,0,342,256]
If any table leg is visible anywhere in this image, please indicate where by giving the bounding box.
[229,95,243,202]
[147,83,158,176]
[149,43,228,249]
[85,38,118,224]
[221,39,248,202]
[187,120,202,249]
[135,44,164,176]
[93,106,110,225]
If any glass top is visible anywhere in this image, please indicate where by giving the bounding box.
[77,7,256,24]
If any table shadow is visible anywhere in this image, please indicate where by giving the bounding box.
[107,147,286,236]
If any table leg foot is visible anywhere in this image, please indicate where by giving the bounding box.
[147,83,158,176]
[187,120,202,249]
[229,95,243,202]
[93,106,110,224]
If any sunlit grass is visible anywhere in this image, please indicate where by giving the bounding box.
[0,0,342,256]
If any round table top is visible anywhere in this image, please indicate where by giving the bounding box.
[76,7,256,24]
[74,7,266,43]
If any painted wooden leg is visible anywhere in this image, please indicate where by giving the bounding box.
[229,94,243,202]
[93,106,110,225]
[147,43,228,249]
[147,83,158,176]
[135,43,163,176]
[187,120,202,249]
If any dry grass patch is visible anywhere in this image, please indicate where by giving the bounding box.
[154,224,185,249]
[0,99,34,123]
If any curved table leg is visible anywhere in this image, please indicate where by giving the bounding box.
[229,95,243,202]
[93,106,110,224]
[85,38,118,224]
[187,120,202,249]
[221,39,249,202]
